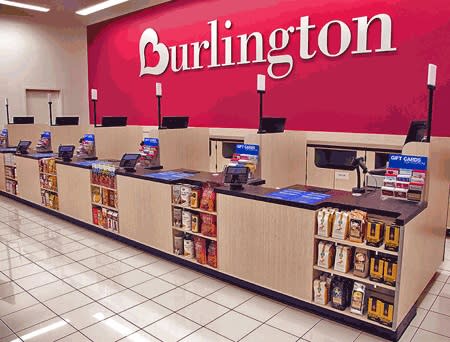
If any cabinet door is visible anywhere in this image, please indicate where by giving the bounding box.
[306,147,334,188]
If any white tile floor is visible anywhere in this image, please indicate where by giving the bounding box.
[0,197,449,342]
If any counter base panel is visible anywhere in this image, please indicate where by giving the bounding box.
[0,190,415,342]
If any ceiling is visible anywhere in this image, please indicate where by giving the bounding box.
[0,0,171,26]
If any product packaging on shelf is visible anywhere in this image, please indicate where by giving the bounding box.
[190,187,201,208]
[180,185,191,206]
[334,245,352,273]
[353,248,370,278]
[182,210,192,231]
[172,207,182,228]
[379,300,394,327]
[172,185,182,204]
[383,258,397,286]
[384,225,400,251]
[183,234,195,258]
[191,213,200,233]
[207,241,218,268]
[200,213,217,237]
[332,211,350,240]
[350,282,367,315]
[317,241,335,269]
[349,210,367,243]
[317,208,334,237]
[330,276,352,311]
[173,232,184,255]
[366,221,385,247]
[368,297,380,322]
[194,236,207,264]
[313,276,330,305]
[200,183,216,212]
[369,256,385,283]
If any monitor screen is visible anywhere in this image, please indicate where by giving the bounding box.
[224,166,249,185]
[259,117,286,133]
[17,140,31,153]
[119,153,141,169]
[102,116,127,127]
[161,116,189,129]
[13,117,34,124]
[55,117,79,126]
[58,145,75,160]
[405,120,427,144]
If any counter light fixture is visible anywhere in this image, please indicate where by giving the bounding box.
[76,0,128,16]
[0,0,50,12]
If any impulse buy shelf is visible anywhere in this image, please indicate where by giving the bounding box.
[171,183,218,269]
[91,163,119,232]
[4,153,17,195]
[39,158,59,210]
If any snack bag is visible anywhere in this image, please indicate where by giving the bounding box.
[200,213,217,237]
[207,241,218,268]
[200,183,216,212]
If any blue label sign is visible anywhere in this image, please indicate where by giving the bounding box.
[235,144,259,156]
[143,138,159,147]
[41,131,51,139]
[266,189,331,205]
[144,171,195,181]
[388,154,428,171]
[84,134,95,142]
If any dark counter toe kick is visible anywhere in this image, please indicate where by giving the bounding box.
[0,189,418,342]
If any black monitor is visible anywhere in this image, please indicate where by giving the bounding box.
[55,117,79,126]
[13,117,34,124]
[16,140,31,154]
[101,116,127,127]
[161,116,189,129]
[119,153,141,172]
[58,145,75,162]
[224,165,249,190]
[405,120,427,144]
[258,117,286,134]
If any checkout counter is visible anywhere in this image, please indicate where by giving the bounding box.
[0,128,448,341]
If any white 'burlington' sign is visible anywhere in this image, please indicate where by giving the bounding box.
[139,14,396,80]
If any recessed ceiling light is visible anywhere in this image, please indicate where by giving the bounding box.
[0,0,50,12]
[76,0,128,16]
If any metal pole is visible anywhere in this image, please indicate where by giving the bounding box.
[157,95,162,129]
[426,85,435,142]
[48,101,53,126]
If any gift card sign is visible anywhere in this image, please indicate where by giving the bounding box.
[36,131,52,152]
[144,171,195,181]
[143,138,159,147]
[388,154,427,171]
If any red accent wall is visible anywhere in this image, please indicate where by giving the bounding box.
[87,0,450,136]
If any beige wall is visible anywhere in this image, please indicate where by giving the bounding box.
[0,15,88,127]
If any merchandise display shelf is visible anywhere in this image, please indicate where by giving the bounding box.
[311,302,394,330]
[172,226,217,241]
[314,235,398,257]
[92,202,118,211]
[313,265,396,291]
[171,203,217,215]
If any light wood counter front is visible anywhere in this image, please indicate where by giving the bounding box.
[15,156,41,204]
[217,194,315,301]
[57,164,92,223]
[117,175,172,253]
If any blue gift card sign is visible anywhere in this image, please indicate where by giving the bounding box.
[235,144,259,156]
[144,171,195,181]
[1,129,7,137]
[266,189,331,205]
[388,154,428,171]
[41,131,51,139]
[84,134,95,142]
[143,138,159,147]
